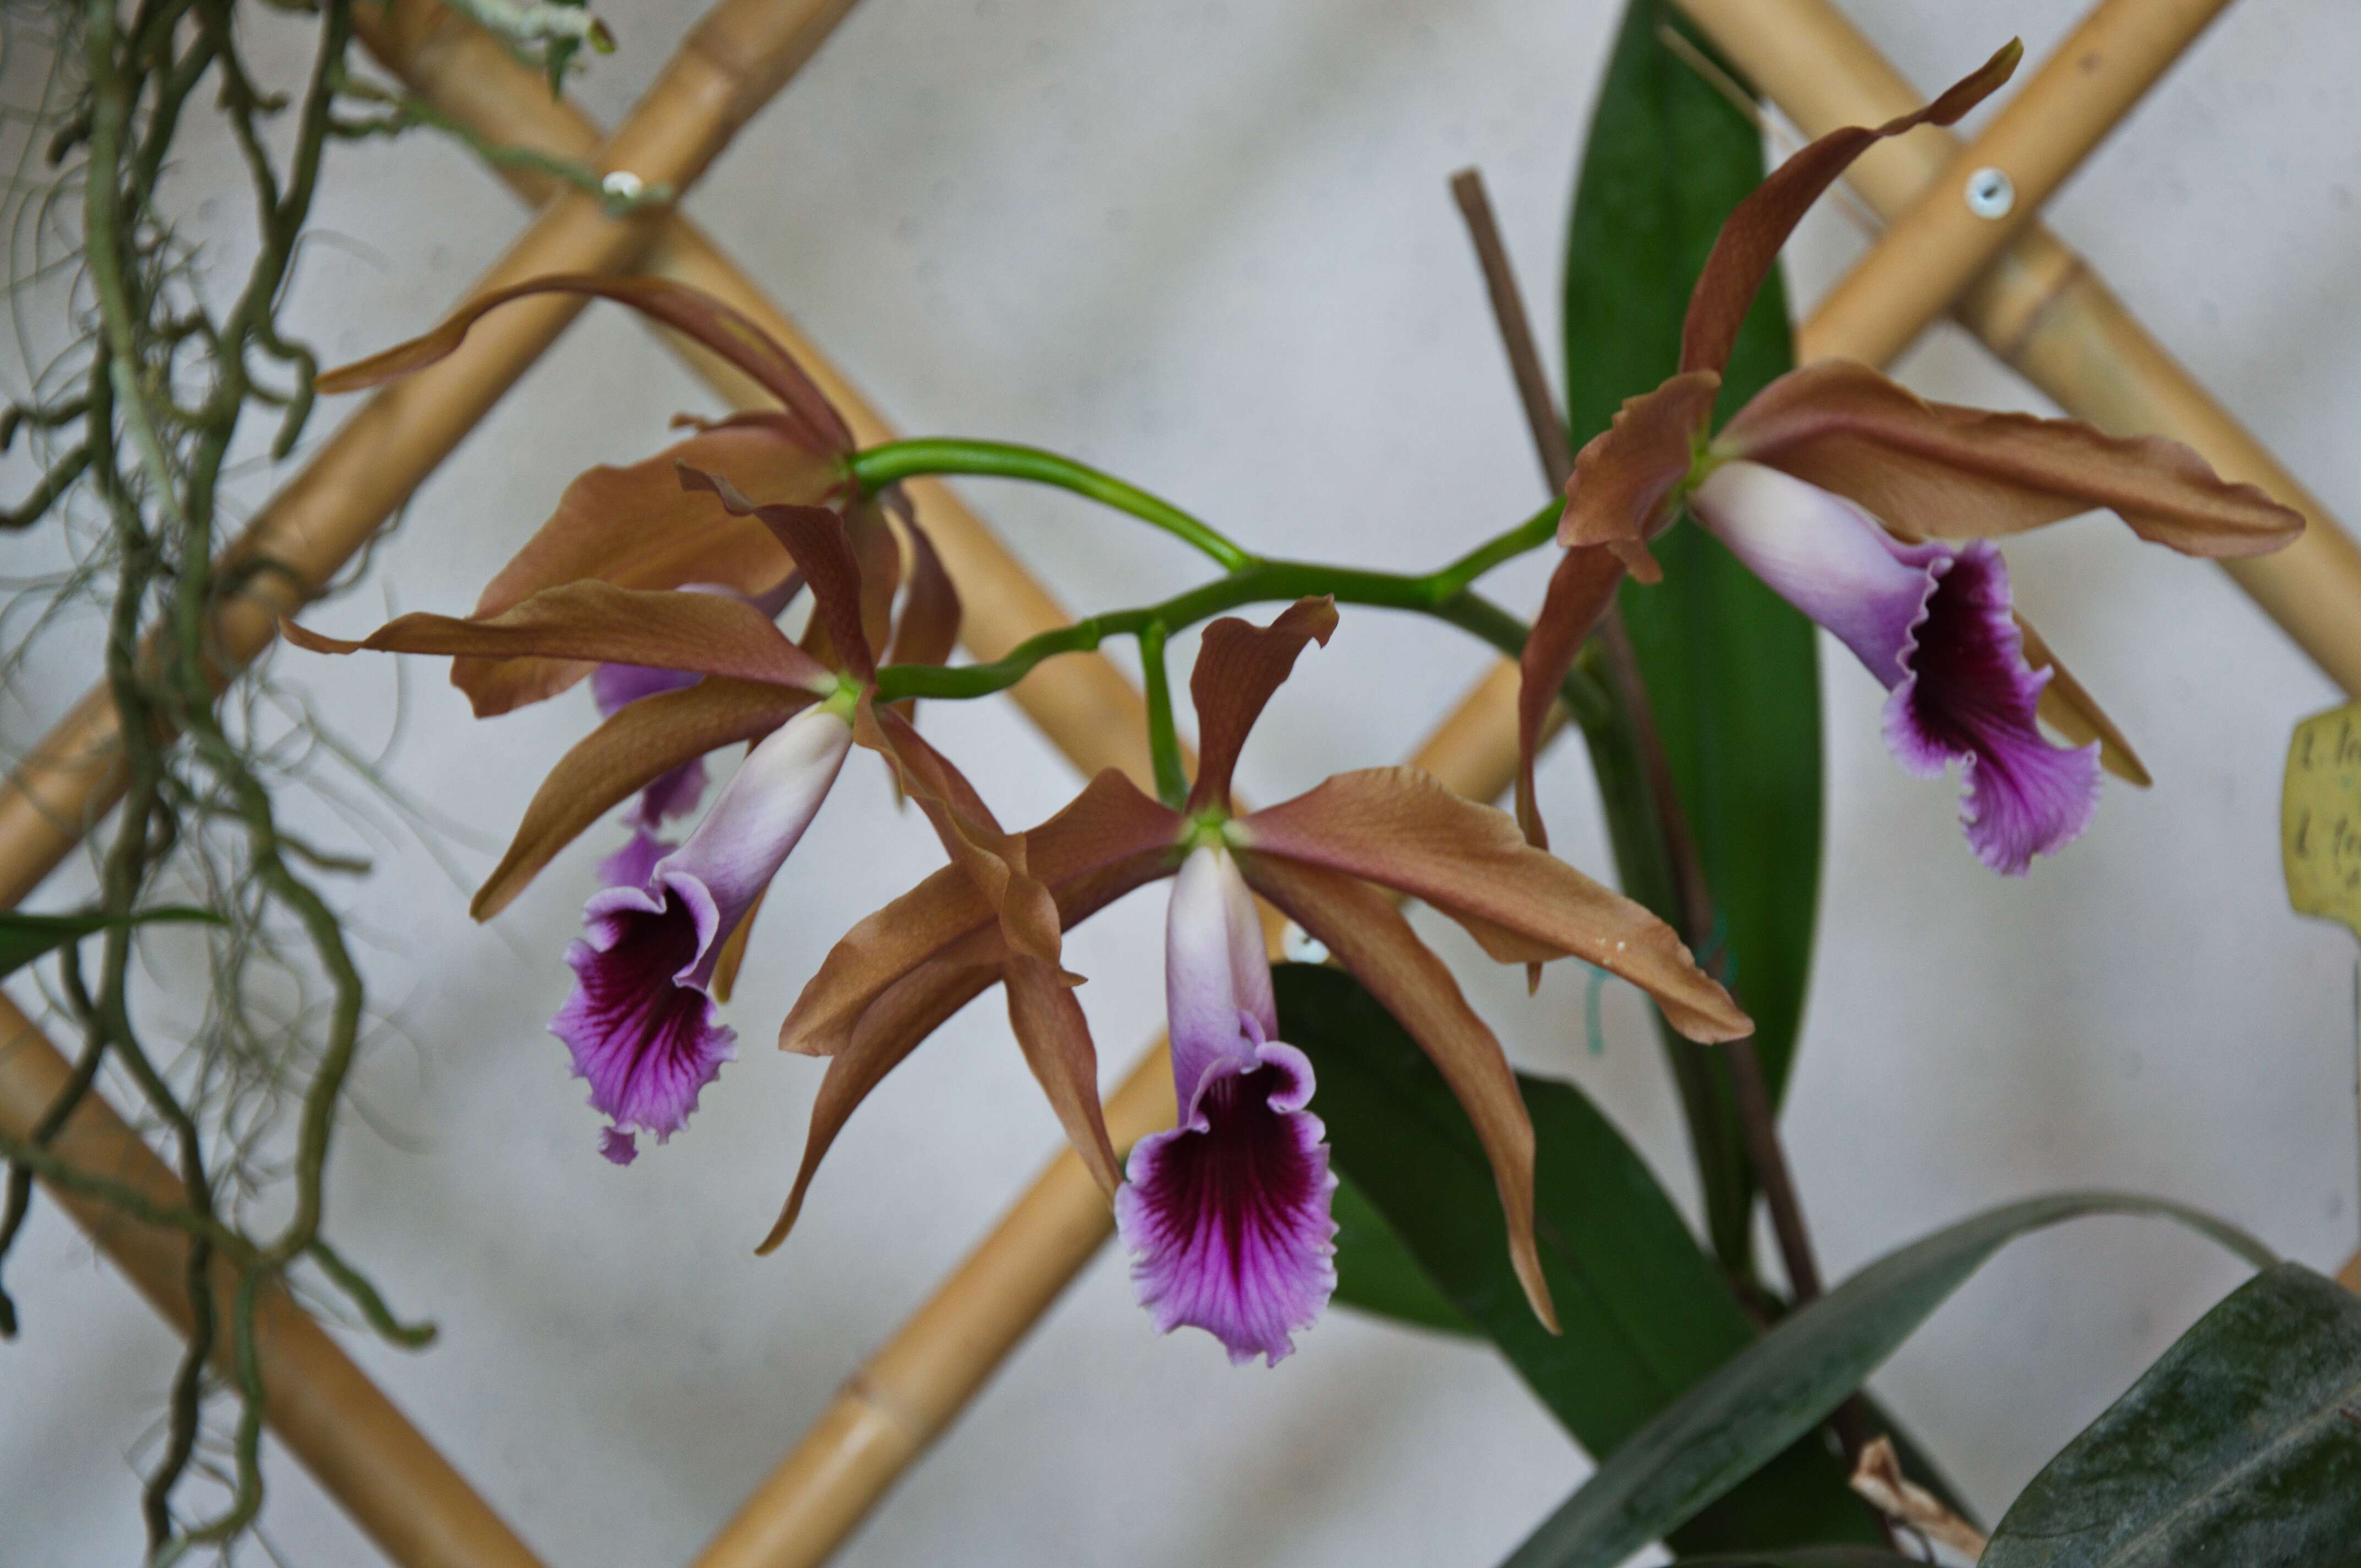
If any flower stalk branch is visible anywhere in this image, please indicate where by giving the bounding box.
[1137,621,1189,808]
[849,438,1258,572]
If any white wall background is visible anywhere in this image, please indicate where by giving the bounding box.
[5,0,2360,1562]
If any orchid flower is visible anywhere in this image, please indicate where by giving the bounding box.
[587,575,808,886]
[1519,42,2304,875]
[1115,839,1335,1364]
[767,598,1749,1362]
[292,281,994,1158]
[288,476,1005,1160]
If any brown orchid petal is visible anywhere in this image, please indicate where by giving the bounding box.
[472,679,812,921]
[886,517,964,695]
[1236,852,1556,1332]
[318,274,855,455]
[1608,539,1664,585]
[763,843,1164,1250]
[1003,954,1122,1199]
[2018,616,2150,787]
[1718,360,2304,558]
[1450,912,1564,966]
[1516,545,1626,853]
[782,769,1185,1057]
[1235,767,1749,1044]
[457,415,824,714]
[1184,597,1339,814]
[286,581,832,717]
[852,695,1070,976]
[762,945,1004,1253]
[1680,41,2022,377]
[851,504,903,668]
[1555,370,1722,549]
[677,465,877,682]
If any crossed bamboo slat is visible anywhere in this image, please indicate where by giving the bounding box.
[673,3,2361,1561]
[0,1,878,1562]
[5,0,2359,1563]
[345,17,1531,1563]
[1679,0,2361,693]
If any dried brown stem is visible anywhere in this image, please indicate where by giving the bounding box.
[1449,166,1828,1305]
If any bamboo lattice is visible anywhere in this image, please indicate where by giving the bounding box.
[4,1,2357,1564]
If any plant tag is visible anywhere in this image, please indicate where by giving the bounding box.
[2284,702,2361,1288]
[2283,704,2361,939]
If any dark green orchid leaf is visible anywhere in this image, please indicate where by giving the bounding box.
[1277,963,1882,1554]
[0,907,223,980]
[1330,1172,1474,1336]
[1982,1262,2361,1567]
[1562,0,1820,1279]
[1502,1194,2275,1568]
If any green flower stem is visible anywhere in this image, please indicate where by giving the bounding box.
[874,565,1608,727]
[1427,497,1562,596]
[1136,621,1190,808]
[848,438,1256,573]
[852,440,1599,723]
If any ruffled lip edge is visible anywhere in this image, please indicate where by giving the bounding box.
[1880,541,2101,875]
[1114,1041,1339,1368]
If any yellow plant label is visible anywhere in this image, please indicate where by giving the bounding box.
[2284,703,2361,938]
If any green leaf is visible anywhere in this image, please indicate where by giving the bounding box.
[1560,0,1820,1278]
[1329,1172,1474,1336]
[1276,963,1881,1554]
[1983,1262,2361,1567]
[1502,1194,2276,1568]
[0,906,222,979]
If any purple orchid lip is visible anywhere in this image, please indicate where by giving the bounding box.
[553,706,855,1161]
[1116,845,1337,1365]
[1690,459,2099,875]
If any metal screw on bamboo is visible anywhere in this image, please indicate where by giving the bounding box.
[1676,0,2361,1319]
[0,2,869,1564]
[684,8,2361,1559]
[18,2,2336,1564]
[1805,0,2236,370]
[1673,0,2361,700]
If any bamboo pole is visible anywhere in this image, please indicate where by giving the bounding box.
[686,677,1520,1568]
[1686,0,2361,1373]
[32,0,2325,1559]
[350,0,1158,786]
[0,994,547,1568]
[1805,0,2235,371]
[336,22,1537,1560]
[0,0,862,909]
[372,5,2361,1559]
[0,1,867,1560]
[1677,0,2361,698]
[671,7,2361,1558]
